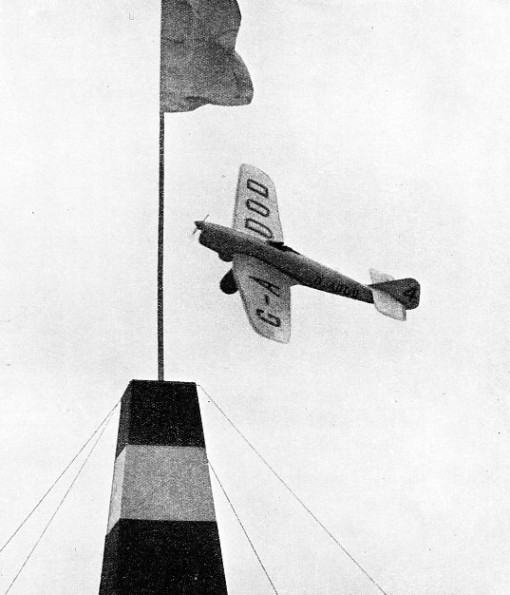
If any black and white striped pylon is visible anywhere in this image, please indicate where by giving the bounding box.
[99,380,227,594]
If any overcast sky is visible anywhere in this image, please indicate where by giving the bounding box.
[1,1,510,594]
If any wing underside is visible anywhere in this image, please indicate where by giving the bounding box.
[233,163,284,242]
[233,254,291,343]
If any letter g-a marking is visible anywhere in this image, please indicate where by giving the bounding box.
[256,309,281,327]
[249,276,281,297]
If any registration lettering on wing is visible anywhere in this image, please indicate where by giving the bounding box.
[244,179,273,238]
[233,164,284,243]
[233,254,291,343]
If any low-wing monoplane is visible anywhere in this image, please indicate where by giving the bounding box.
[194,164,420,343]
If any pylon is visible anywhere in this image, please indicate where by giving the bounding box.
[99,380,227,594]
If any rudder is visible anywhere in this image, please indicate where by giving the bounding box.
[369,269,421,321]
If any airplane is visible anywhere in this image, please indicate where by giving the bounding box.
[194,164,420,343]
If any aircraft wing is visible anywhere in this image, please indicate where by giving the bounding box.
[233,254,292,343]
[233,164,284,242]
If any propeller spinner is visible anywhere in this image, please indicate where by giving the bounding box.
[192,214,209,236]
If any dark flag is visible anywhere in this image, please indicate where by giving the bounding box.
[160,0,254,112]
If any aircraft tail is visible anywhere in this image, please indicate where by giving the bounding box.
[368,269,420,321]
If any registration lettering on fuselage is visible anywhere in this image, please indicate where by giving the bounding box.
[323,279,360,299]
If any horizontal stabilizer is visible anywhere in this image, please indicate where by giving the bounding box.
[369,269,407,321]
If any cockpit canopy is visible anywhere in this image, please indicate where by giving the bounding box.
[267,240,300,255]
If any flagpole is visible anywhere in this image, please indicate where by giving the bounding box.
[158,110,165,380]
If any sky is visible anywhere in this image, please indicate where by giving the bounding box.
[1,1,510,593]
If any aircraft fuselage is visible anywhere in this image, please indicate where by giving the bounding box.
[197,222,374,305]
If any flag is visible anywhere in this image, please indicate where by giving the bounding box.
[160,0,254,112]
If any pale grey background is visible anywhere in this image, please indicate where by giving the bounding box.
[1,1,509,593]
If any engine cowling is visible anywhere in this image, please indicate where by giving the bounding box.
[220,269,238,294]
